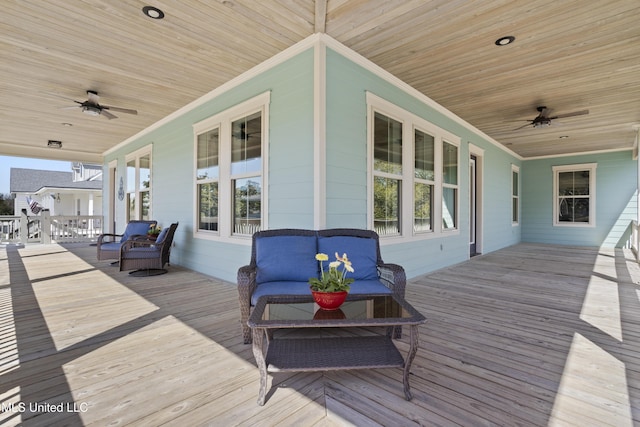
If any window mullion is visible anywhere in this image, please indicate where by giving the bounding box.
[219,121,231,237]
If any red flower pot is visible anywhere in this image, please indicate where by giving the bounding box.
[311,290,348,310]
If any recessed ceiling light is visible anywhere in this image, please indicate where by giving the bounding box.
[47,140,62,149]
[142,6,165,19]
[559,135,569,139]
[61,122,73,127]
[495,36,515,46]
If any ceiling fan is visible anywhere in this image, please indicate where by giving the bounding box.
[514,106,589,130]
[61,90,137,120]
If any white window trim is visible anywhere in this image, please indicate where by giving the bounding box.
[512,164,520,226]
[552,163,597,228]
[193,92,270,243]
[124,144,152,221]
[366,92,460,243]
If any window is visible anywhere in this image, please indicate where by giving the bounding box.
[373,112,402,236]
[414,128,434,233]
[553,163,596,227]
[231,111,262,235]
[367,93,460,239]
[442,141,458,231]
[512,165,519,225]
[125,146,152,221]
[193,92,269,240]
[196,128,219,231]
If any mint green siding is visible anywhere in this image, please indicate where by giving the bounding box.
[522,151,637,247]
[103,37,637,283]
[104,49,316,281]
[325,49,522,278]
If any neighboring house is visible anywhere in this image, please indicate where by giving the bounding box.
[103,35,636,283]
[10,164,103,217]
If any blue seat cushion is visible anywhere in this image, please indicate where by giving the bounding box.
[122,222,154,242]
[349,279,392,295]
[100,242,123,252]
[317,236,379,280]
[255,235,318,284]
[251,281,311,305]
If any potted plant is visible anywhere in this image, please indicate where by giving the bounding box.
[308,252,355,310]
[147,225,162,240]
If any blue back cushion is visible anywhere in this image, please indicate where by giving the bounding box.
[317,236,379,280]
[255,235,318,283]
[155,227,169,244]
[122,222,153,242]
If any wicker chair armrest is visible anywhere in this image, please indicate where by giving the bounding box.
[121,238,158,252]
[237,265,257,299]
[238,264,257,344]
[97,233,123,245]
[377,262,406,299]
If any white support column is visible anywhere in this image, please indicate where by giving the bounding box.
[41,210,51,244]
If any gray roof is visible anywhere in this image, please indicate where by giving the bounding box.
[10,168,102,193]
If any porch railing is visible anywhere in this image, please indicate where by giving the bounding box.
[0,210,103,244]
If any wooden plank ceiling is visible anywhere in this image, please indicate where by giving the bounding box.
[0,0,638,162]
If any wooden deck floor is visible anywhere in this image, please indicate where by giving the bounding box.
[1,242,640,426]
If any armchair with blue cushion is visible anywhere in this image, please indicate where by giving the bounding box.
[119,222,178,276]
[96,220,157,261]
[237,228,406,344]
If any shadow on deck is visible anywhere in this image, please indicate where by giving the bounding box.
[1,242,639,426]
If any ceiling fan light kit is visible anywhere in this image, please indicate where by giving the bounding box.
[82,105,101,116]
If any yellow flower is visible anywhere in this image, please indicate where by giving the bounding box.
[344,263,354,273]
[315,253,329,261]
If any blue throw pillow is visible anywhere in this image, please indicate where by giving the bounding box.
[318,236,379,280]
[255,235,318,283]
[155,227,169,244]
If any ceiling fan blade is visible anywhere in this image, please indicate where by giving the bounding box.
[60,105,81,110]
[551,109,589,119]
[103,105,137,115]
[513,123,532,131]
[44,92,81,103]
[100,109,118,120]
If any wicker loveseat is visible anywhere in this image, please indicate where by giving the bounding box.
[237,228,407,344]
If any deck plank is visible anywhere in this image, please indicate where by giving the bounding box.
[1,242,639,426]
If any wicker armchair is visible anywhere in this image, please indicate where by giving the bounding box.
[119,222,178,276]
[237,228,407,344]
[96,220,157,261]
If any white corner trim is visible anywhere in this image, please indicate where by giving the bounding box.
[314,38,327,229]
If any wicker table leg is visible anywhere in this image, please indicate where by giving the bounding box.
[403,324,420,400]
[252,328,268,406]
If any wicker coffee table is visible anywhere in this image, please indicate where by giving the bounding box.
[247,294,426,405]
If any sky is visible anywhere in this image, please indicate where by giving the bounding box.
[0,155,72,194]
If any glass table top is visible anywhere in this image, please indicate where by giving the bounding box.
[249,294,425,328]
